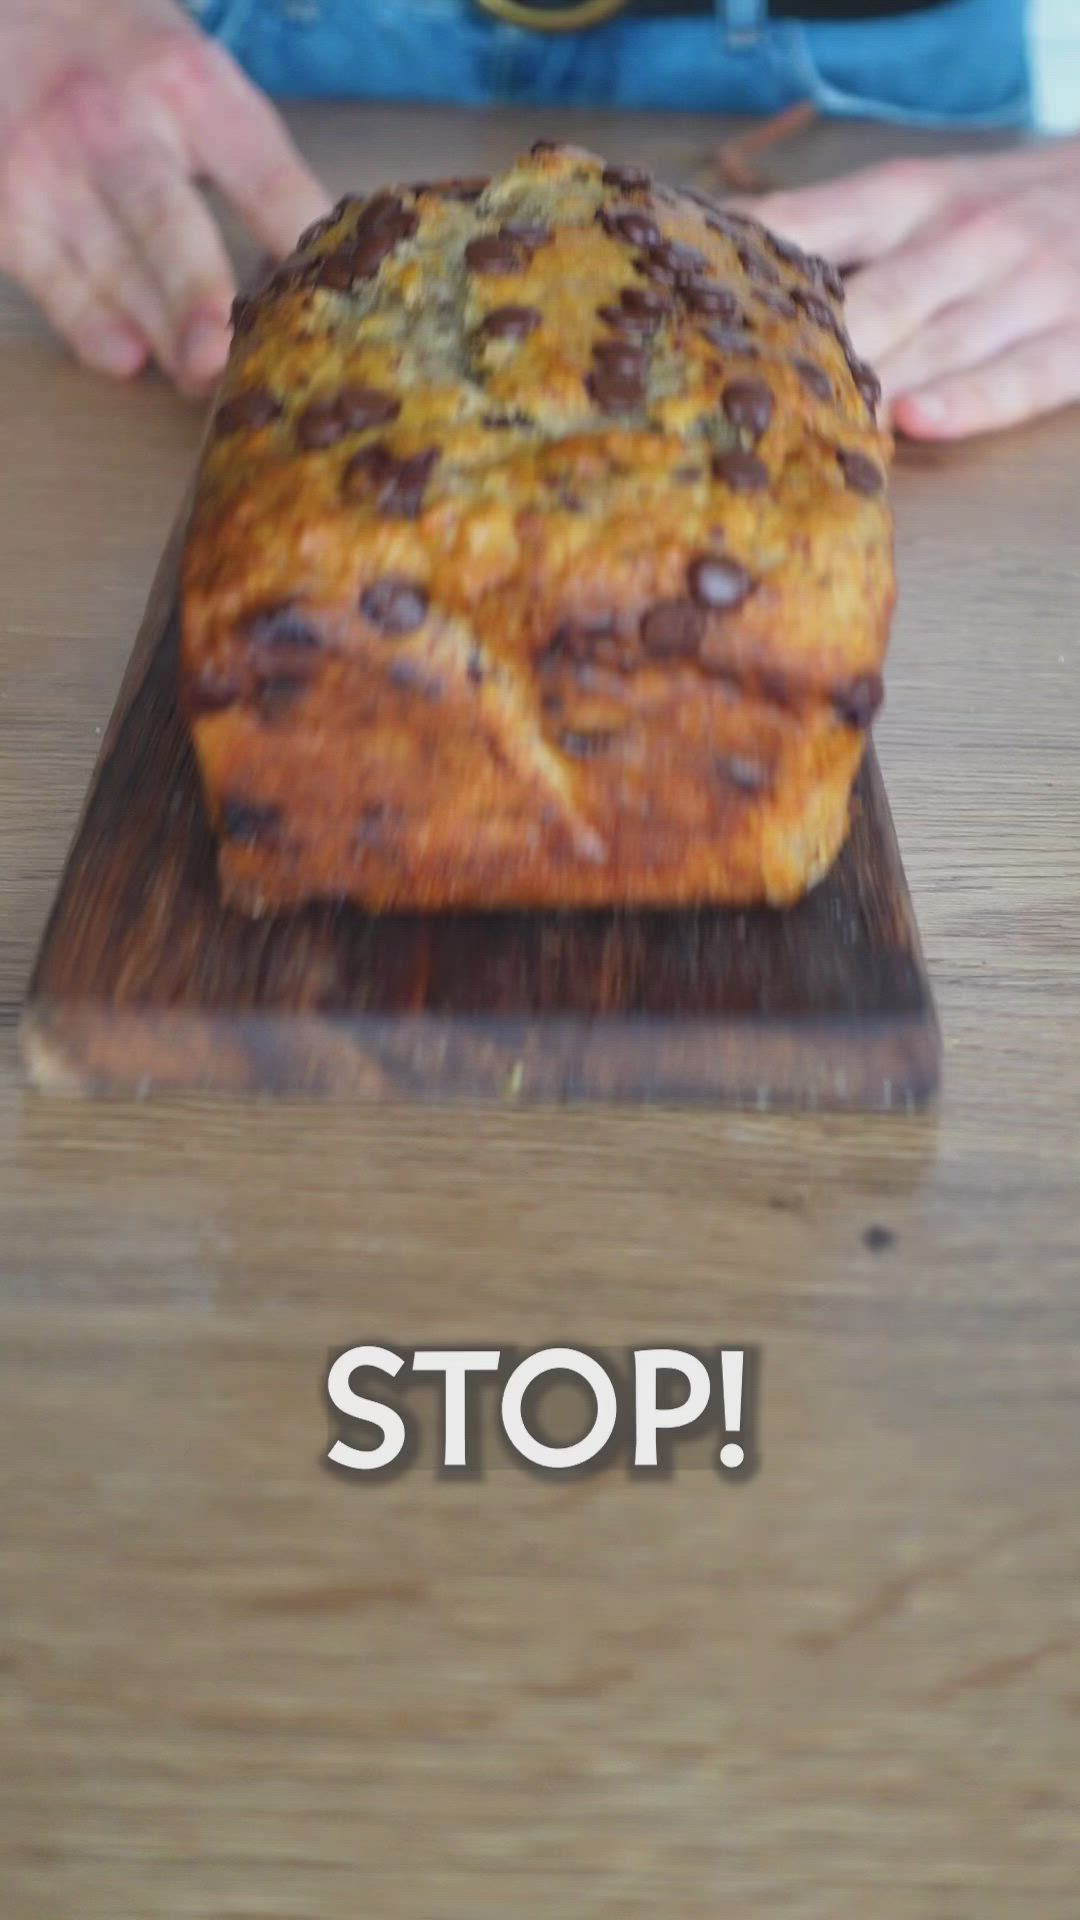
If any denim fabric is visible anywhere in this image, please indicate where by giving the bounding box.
[188,0,1031,127]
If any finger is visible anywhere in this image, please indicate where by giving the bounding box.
[737,157,964,266]
[2,108,170,368]
[878,255,1076,400]
[892,324,1080,439]
[740,144,1060,267]
[63,70,236,391]
[145,34,330,257]
[98,147,235,390]
[841,199,1037,364]
[0,209,147,377]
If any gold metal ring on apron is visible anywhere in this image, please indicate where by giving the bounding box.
[473,0,633,31]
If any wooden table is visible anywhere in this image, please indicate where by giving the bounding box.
[2,107,1079,1918]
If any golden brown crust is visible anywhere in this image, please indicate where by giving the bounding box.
[181,143,894,913]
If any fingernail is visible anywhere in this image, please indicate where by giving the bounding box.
[180,309,230,387]
[80,324,147,378]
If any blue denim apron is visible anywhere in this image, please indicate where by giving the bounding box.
[186,0,1031,127]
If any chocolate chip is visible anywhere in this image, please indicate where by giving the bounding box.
[357,192,416,237]
[266,256,321,298]
[848,356,882,415]
[530,139,559,154]
[833,672,884,728]
[586,368,645,413]
[479,304,541,340]
[257,674,310,718]
[706,211,759,239]
[360,576,429,635]
[738,245,781,286]
[542,624,580,665]
[559,729,619,758]
[792,286,837,331]
[297,211,336,250]
[352,229,405,279]
[596,304,659,339]
[759,669,792,708]
[602,163,652,192]
[648,240,708,275]
[640,599,705,657]
[229,295,256,337]
[716,753,771,793]
[688,555,753,611]
[593,340,648,377]
[723,377,774,441]
[542,616,622,675]
[296,402,347,450]
[756,289,797,320]
[186,669,243,715]
[465,234,525,274]
[481,409,535,428]
[816,257,846,302]
[680,281,741,320]
[355,802,397,847]
[682,186,724,214]
[422,176,489,200]
[221,799,282,846]
[600,208,661,248]
[336,385,402,431]
[701,325,759,358]
[388,658,443,700]
[837,449,884,497]
[344,445,438,517]
[243,601,323,652]
[620,284,670,319]
[315,247,359,291]
[344,443,397,495]
[794,358,833,403]
[215,387,281,435]
[712,449,769,493]
[381,449,439,517]
[769,233,813,276]
[499,221,551,250]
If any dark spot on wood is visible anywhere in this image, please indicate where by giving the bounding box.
[863,1223,896,1251]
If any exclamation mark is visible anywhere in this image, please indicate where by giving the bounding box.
[719,1349,744,1470]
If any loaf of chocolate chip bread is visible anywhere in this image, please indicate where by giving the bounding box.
[181,142,894,914]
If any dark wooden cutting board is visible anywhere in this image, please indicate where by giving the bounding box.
[22,511,940,1105]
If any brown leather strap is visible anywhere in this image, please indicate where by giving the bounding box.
[473,0,635,30]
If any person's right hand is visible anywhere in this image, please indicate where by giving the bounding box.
[0,0,330,393]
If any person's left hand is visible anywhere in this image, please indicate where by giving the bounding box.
[745,136,1080,440]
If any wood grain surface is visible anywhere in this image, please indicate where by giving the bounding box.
[1,107,1079,1920]
[21,516,938,1105]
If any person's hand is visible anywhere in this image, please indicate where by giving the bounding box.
[747,138,1080,439]
[0,0,330,393]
